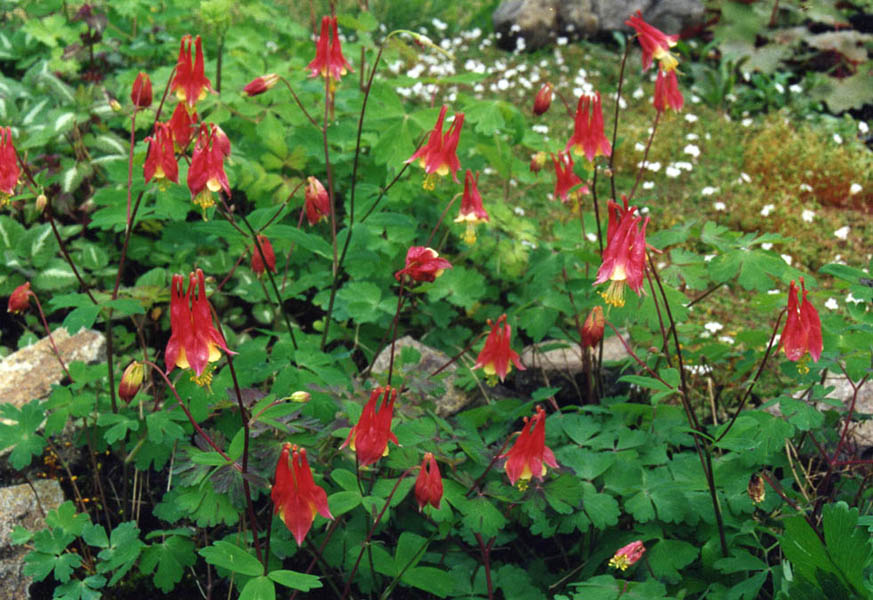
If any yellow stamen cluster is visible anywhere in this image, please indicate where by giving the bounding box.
[600,280,627,307]
[189,364,215,389]
[422,173,438,191]
[608,554,632,571]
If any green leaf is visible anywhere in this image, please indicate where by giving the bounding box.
[0,401,46,469]
[199,540,264,577]
[97,412,140,445]
[82,523,109,548]
[427,266,488,310]
[268,569,322,592]
[53,575,105,600]
[239,576,275,600]
[34,259,79,291]
[460,497,507,538]
[647,539,699,583]
[105,298,145,316]
[402,566,452,598]
[394,532,428,575]
[581,482,620,530]
[96,521,144,585]
[822,501,872,595]
[62,304,101,333]
[139,535,196,593]
[327,491,361,517]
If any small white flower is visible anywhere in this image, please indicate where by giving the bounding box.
[774,82,785,94]
[515,37,526,52]
[665,166,682,178]
[432,18,448,31]
[586,232,597,243]
[640,206,650,214]
[799,183,813,192]
[685,114,698,123]
[802,209,815,223]
[741,118,753,127]
[760,204,775,217]
[632,87,645,99]
[556,36,568,46]
[686,133,699,141]
[740,172,752,183]
[767,289,781,295]
[859,121,870,134]
[847,292,864,305]
[675,161,693,171]
[704,254,716,262]
[645,161,661,172]
[761,242,773,250]
[825,297,839,310]
[521,239,537,249]
[683,144,701,158]
[514,206,525,216]
[691,94,701,103]
[834,226,850,240]
[510,24,521,33]
[850,183,862,195]
[789,84,802,94]
[635,142,646,152]
[532,124,549,134]
[713,201,726,211]
[833,133,843,144]
[643,181,655,190]
[702,186,718,196]
[781,254,793,266]
[704,321,724,334]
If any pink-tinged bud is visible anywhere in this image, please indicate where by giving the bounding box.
[529,151,547,174]
[609,540,646,571]
[131,72,153,108]
[7,282,31,314]
[304,176,330,226]
[533,82,552,115]
[244,73,279,97]
[118,361,144,403]
[251,234,276,275]
[580,306,605,348]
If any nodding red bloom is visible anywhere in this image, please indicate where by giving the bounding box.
[144,123,178,185]
[500,405,558,487]
[580,305,605,348]
[272,443,333,546]
[118,361,144,404]
[187,123,231,213]
[131,72,152,108]
[609,541,646,571]
[307,16,353,82]
[455,170,489,244]
[653,68,683,113]
[304,176,330,226]
[594,198,649,308]
[780,278,823,366]
[566,92,611,162]
[414,452,443,511]
[165,269,233,378]
[473,314,525,383]
[552,152,586,203]
[171,35,213,108]
[533,82,552,115]
[168,102,198,151]
[7,282,31,314]
[0,126,20,199]
[405,105,465,189]
[243,73,279,97]
[251,235,276,275]
[341,387,399,467]
[625,11,679,72]
[394,246,452,283]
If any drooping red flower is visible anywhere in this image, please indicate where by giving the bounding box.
[609,540,646,571]
[131,72,152,109]
[405,105,465,188]
[187,123,231,213]
[7,282,31,314]
[251,234,276,275]
[171,35,213,109]
[455,170,489,244]
[307,16,353,82]
[473,314,525,382]
[414,452,443,511]
[304,176,330,226]
[0,126,20,199]
[118,361,144,404]
[551,152,585,203]
[168,102,198,151]
[144,123,178,185]
[566,92,612,162]
[594,198,649,307]
[340,387,399,467]
[580,305,605,348]
[533,82,552,115]
[394,246,452,283]
[165,269,233,377]
[625,11,679,72]
[271,443,333,546]
[500,405,558,487]
[243,73,279,97]
[780,278,823,364]
[653,67,683,113]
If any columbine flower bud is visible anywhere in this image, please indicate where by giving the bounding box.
[35,194,47,212]
[529,151,547,174]
[289,391,310,403]
[580,306,605,348]
[131,72,153,108]
[609,541,646,571]
[243,73,279,97]
[304,176,330,226]
[533,82,552,115]
[7,282,31,314]
[118,361,144,403]
[251,234,276,275]
[109,99,122,112]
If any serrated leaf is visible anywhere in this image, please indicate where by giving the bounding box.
[62,304,101,333]
[139,535,196,593]
[647,539,698,583]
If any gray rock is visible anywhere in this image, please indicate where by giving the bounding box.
[824,375,873,448]
[370,336,473,416]
[520,334,631,373]
[0,328,105,408]
[0,480,65,600]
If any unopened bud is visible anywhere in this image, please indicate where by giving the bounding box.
[289,391,310,403]
[7,282,31,314]
[131,72,153,108]
[35,194,47,212]
[533,82,552,116]
[251,234,276,275]
[243,73,280,97]
[748,474,765,504]
[580,305,605,348]
[109,99,122,112]
[529,151,547,174]
[118,361,145,403]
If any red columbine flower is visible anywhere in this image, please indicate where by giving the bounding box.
[414,452,443,511]
[501,405,558,488]
[165,269,233,380]
[455,170,489,244]
[251,234,276,275]
[594,198,649,307]
[341,387,399,467]
[653,68,683,113]
[566,92,612,162]
[171,35,213,109]
[118,361,144,404]
[0,126,20,201]
[168,102,197,151]
[243,73,279,97]
[533,82,552,115]
[272,443,333,546]
[7,282,31,314]
[304,176,330,226]
[144,123,178,185]
[473,314,525,383]
[780,278,823,368]
[580,306,605,348]
[609,541,646,571]
[131,72,152,109]
[394,246,452,283]
[307,16,353,82]
[552,152,585,203]
[625,11,679,72]
[187,123,231,214]
[405,105,465,189]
